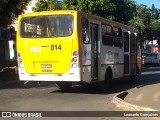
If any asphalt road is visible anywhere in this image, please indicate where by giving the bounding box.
[0,66,160,120]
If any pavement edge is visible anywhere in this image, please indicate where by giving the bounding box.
[112,91,158,111]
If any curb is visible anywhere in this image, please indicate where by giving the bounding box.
[112,91,158,111]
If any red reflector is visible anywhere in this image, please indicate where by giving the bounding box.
[73,51,78,56]
[17,52,21,57]
[41,64,52,68]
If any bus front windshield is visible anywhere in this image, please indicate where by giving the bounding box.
[20,14,74,38]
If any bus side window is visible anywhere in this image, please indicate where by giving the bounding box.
[118,28,123,48]
[113,27,119,47]
[81,18,90,44]
[102,24,113,46]
[124,32,129,52]
[113,27,123,48]
[130,33,135,53]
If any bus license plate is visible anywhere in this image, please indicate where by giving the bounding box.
[42,70,53,72]
[41,64,52,68]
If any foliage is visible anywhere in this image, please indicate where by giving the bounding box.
[33,0,136,23]
[0,0,31,27]
[32,0,62,12]
[129,4,160,43]
[62,0,136,23]
[111,0,136,24]
[62,0,116,20]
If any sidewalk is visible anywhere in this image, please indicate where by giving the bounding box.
[113,82,160,111]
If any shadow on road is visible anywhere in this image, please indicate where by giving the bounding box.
[1,67,160,94]
[51,67,160,94]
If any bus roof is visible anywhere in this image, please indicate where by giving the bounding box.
[19,10,138,33]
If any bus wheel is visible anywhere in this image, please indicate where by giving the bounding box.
[56,82,72,90]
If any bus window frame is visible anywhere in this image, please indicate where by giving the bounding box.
[113,27,123,48]
[102,24,114,46]
[20,14,74,38]
[124,32,129,52]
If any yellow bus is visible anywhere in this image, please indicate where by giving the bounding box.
[17,10,141,90]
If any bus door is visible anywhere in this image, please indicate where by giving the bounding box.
[123,31,130,75]
[130,33,137,75]
[90,23,99,80]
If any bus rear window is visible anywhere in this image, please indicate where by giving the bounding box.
[20,15,74,38]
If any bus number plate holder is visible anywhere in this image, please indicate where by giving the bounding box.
[41,64,52,68]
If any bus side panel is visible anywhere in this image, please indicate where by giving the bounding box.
[100,24,124,80]
[79,14,92,83]
[100,45,124,79]
[81,44,92,82]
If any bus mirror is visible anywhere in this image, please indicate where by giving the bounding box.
[82,29,90,44]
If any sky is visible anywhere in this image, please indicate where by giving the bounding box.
[136,0,160,9]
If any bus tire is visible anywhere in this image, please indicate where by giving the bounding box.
[56,82,72,90]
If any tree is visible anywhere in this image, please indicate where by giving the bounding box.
[32,0,62,12]
[62,0,136,22]
[0,0,31,27]
[129,4,152,41]
[33,0,136,23]
[111,0,136,24]
[151,4,159,20]
[62,0,116,20]
[129,3,160,46]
